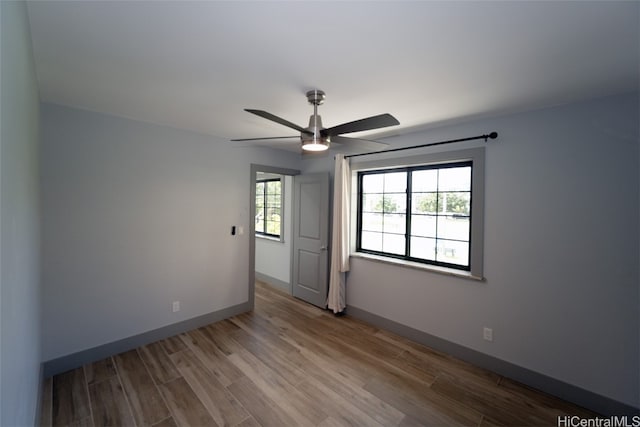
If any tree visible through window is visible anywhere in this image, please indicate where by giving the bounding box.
[357,162,472,270]
[256,178,282,238]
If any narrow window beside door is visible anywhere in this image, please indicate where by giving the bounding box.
[256,178,282,238]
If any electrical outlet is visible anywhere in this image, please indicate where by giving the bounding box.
[483,327,493,342]
[172,301,180,312]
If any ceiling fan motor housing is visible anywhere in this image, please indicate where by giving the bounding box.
[302,114,330,147]
[306,89,326,105]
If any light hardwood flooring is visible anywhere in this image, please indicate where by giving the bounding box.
[41,281,596,426]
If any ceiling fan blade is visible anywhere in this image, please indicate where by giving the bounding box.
[245,109,310,134]
[331,135,389,151]
[231,136,299,141]
[323,113,399,136]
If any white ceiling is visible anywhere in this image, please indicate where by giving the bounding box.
[26,1,639,152]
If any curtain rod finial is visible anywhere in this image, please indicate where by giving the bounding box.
[489,132,498,139]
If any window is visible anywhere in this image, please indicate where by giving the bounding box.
[356,151,483,275]
[255,178,282,238]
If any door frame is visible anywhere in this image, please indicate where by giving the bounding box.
[248,164,300,310]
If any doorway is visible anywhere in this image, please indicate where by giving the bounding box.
[254,172,294,293]
[248,164,300,310]
[248,165,330,310]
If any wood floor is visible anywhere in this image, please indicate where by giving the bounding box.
[41,281,596,427]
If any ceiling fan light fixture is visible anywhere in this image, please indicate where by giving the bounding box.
[301,137,330,151]
[301,112,329,151]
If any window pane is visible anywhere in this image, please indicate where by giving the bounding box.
[384,172,407,193]
[362,174,383,193]
[362,213,383,232]
[383,214,406,234]
[411,214,436,237]
[266,181,281,194]
[257,179,282,237]
[437,215,470,241]
[440,192,470,215]
[382,233,405,255]
[412,193,438,214]
[410,236,436,261]
[384,194,406,214]
[267,207,280,219]
[411,169,438,192]
[266,220,280,235]
[361,231,382,252]
[439,166,471,191]
[437,240,469,266]
[267,194,280,205]
[362,194,383,213]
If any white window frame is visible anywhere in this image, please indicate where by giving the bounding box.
[350,147,485,280]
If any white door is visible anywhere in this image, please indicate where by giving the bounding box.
[292,173,330,308]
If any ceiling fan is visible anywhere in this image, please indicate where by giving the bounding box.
[232,89,400,153]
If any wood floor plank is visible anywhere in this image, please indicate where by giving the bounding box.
[376,328,501,387]
[296,379,386,427]
[497,377,597,419]
[180,329,245,387]
[160,336,187,355]
[322,326,428,384]
[364,375,483,426]
[196,324,237,356]
[40,376,53,427]
[256,311,372,387]
[316,416,354,427]
[138,342,180,384]
[88,376,135,427]
[430,373,554,426]
[234,416,262,427]
[227,376,299,427]
[289,347,405,427]
[83,358,117,385]
[227,350,328,426]
[169,348,250,427]
[389,349,438,386]
[52,368,91,426]
[229,311,299,355]
[158,377,216,427]
[256,281,326,319]
[113,350,171,426]
[151,416,178,427]
[319,327,433,389]
[228,326,307,386]
[64,416,94,426]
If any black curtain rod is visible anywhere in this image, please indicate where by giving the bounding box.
[343,131,498,159]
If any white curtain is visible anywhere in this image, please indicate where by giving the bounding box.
[327,154,351,313]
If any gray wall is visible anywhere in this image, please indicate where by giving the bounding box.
[40,103,300,361]
[0,1,42,425]
[303,93,639,408]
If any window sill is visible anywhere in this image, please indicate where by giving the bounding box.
[256,234,284,243]
[350,252,484,282]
